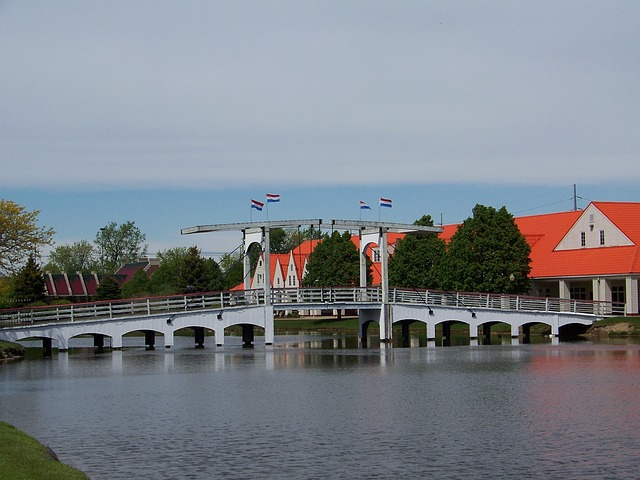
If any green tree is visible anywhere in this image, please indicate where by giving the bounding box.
[95,276,122,301]
[121,269,151,298]
[150,247,189,295]
[181,246,223,293]
[269,226,320,254]
[45,240,98,274]
[389,215,446,289]
[95,221,147,274]
[440,205,531,294]
[13,256,46,304]
[219,251,245,290]
[151,246,223,295]
[0,199,55,275]
[269,228,289,254]
[302,231,363,287]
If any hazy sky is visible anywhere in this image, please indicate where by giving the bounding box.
[2,1,639,256]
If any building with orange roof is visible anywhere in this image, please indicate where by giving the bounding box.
[514,201,640,315]
[250,202,639,315]
[436,201,639,315]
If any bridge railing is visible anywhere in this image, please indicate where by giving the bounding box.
[0,289,265,328]
[1,286,612,329]
[271,287,383,305]
[389,288,613,316]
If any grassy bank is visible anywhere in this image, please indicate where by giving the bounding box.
[0,422,89,480]
[587,317,640,336]
[0,340,26,360]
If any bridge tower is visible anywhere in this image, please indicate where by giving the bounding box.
[182,218,442,346]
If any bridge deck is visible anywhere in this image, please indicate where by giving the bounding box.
[0,287,612,330]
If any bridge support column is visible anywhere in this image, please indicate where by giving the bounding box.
[400,322,410,347]
[242,324,254,349]
[359,321,369,348]
[94,334,105,353]
[42,337,52,358]
[194,327,205,349]
[144,330,155,351]
[164,330,174,349]
[264,305,274,346]
[379,305,392,343]
[522,324,531,343]
[482,324,491,342]
[427,323,436,341]
[469,324,478,340]
[442,323,451,341]
[511,323,519,338]
[216,328,225,347]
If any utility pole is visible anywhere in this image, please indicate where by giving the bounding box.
[572,184,582,211]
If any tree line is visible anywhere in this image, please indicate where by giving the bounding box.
[0,198,531,307]
[300,206,531,295]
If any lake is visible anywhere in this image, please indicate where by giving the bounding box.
[2,335,640,479]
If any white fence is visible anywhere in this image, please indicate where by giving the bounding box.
[0,287,613,328]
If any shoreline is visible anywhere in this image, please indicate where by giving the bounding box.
[0,422,89,479]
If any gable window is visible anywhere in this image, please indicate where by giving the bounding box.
[580,232,586,247]
[600,230,605,246]
[372,248,381,262]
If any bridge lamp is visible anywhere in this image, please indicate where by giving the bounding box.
[471,311,477,319]
[217,311,223,320]
[428,307,434,316]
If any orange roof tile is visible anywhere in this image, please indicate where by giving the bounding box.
[515,203,640,278]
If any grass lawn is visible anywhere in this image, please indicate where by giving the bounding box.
[0,422,89,480]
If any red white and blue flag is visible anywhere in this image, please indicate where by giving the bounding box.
[251,199,264,211]
[360,201,371,210]
[380,197,393,208]
[266,193,280,203]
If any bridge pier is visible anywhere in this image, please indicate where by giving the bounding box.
[511,323,519,338]
[144,330,155,351]
[469,325,478,340]
[359,321,370,348]
[427,323,436,341]
[482,324,491,342]
[42,337,52,358]
[94,334,105,353]
[242,324,254,349]
[401,322,410,348]
[193,327,205,349]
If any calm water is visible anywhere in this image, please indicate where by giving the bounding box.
[2,335,640,479]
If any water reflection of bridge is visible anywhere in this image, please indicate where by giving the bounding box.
[0,286,609,355]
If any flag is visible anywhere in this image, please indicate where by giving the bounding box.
[360,201,371,210]
[251,199,264,211]
[266,193,280,203]
[380,197,392,208]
